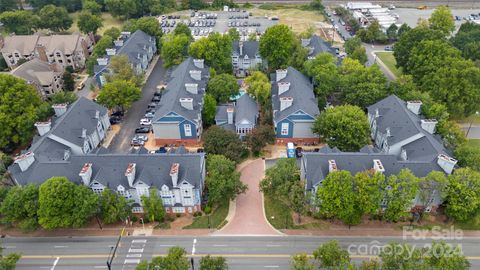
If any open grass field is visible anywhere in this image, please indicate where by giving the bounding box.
[376,51,403,77]
[183,201,229,229]
[68,12,126,35]
[249,6,325,34]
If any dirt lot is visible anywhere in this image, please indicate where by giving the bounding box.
[250,7,326,34]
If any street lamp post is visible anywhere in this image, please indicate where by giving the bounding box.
[466,111,479,138]
[106,227,125,270]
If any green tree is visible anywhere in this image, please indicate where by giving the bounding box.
[304,52,338,97]
[451,22,480,61]
[384,169,419,222]
[202,94,217,127]
[49,91,78,104]
[0,247,20,270]
[354,171,385,217]
[173,22,193,40]
[259,25,297,70]
[0,184,39,230]
[189,32,232,73]
[397,23,412,37]
[203,126,247,163]
[71,185,99,228]
[288,42,309,72]
[290,253,316,270]
[38,177,97,229]
[312,105,370,152]
[206,155,246,207]
[417,171,448,211]
[445,168,480,222]
[0,0,17,12]
[393,27,444,71]
[92,35,114,57]
[429,5,455,35]
[357,20,384,43]
[99,189,130,224]
[338,58,388,107]
[0,74,50,151]
[38,5,73,32]
[379,242,425,270]
[425,241,470,270]
[455,143,480,171]
[344,36,362,55]
[0,10,40,34]
[245,124,275,155]
[244,71,271,108]
[105,0,137,19]
[141,189,165,223]
[28,0,82,11]
[103,27,121,40]
[227,28,240,41]
[313,240,351,269]
[350,46,368,65]
[63,70,75,91]
[420,57,480,118]
[161,33,190,68]
[436,120,467,149]
[309,0,324,11]
[386,23,398,41]
[83,0,102,15]
[200,255,228,270]
[207,73,239,103]
[96,79,141,111]
[316,171,362,226]
[77,11,103,34]
[105,55,144,86]
[146,246,190,270]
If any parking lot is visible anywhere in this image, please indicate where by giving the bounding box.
[107,58,167,153]
[394,8,480,29]
[159,9,277,40]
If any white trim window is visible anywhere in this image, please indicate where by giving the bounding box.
[281,123,289,136]
[184,123,192,137]
[92,187,104,195]
[132,207,143,213]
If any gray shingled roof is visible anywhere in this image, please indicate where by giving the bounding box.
[49,97,108,147]
[235,94,257,124]
[116,30,155,68]
[11,58,61,86]
[367,95,448,158]
[302,150,443,190]
[271,67,319,123]
[304,35,336,57]
[9,152,205,189]
[153,57,209,123]
[232,41,260,58]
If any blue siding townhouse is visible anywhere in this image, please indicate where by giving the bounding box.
[271,67,320,144]
[152,58,209,146]
[94,30,156,87]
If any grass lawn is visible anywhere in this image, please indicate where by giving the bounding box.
[183,201,229,229]
[455,213,480,230]
[249,6,325,34]
[375,52,403,78]
[467,139,480,150]
[68,12,126,35]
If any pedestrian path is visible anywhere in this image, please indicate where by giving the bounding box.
[122,239,147,269]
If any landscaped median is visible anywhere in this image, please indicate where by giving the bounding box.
[183,201,229,229]
[375,51,402,78]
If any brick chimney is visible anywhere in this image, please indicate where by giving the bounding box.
[52,103,68,117]
[193,59,204,69]
[36,45,48,62]
[437,154,457,174]
[406,100,422,115]
[14,152,35,172]
[279,97,293,111]
[79,163,93,186]
[34,120,51,136]
[278,82,290,95]
[328,160,337,173]
[125,163,136,187]
[180,98,194,110]
[170,163,180,187]
[185,83,198,94]
[276,69,288,82]
[227,107,234,125]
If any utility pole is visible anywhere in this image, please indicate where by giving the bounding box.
[106,227,125,270]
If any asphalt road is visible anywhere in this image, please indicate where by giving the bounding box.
[3,235,480,269]
[108,58,168,153]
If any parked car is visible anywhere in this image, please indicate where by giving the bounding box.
[76,81,85,90]
[135,127,150,133]
[111,111,124,117]
[130,139,145,146]
[133,134,148,142]
[156,147,167,153]
[384,46,393,51]
[152,96,161,103]
[144,112,155,118]
[147,103,157,109]
[109,116,121,125]
[140,118,152,126]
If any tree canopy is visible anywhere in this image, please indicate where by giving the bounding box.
[429,5,455,35]
[0,184,39,230]
[259,24,297,70]
[207,73,239,103]
[141,189,165,222]
[99,189,130,224]
[97,79,141,111]
[38,5,73,32]
[244,71,271,108]
[445,168,480,222]
[304,53,339,98]
[312,105,370,152]
[0,74,50,152]
[161,33,190,68]
[202,94,217,127]
[206,155,246,207]
[0,10,40,34]
[189,32,232,73]
[203,126,247,163]
[77,11,103,34]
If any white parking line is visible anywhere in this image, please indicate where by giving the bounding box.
[158,244,175,247]
[192,238,197,255]
[127,254,142,258]
[266,244,282,247]
[132,239,147,243]
[213,244,228,247]
[93,266,108,269]
[129,248,144,253]
[54,246,68,248]
[124,259,141,264]
[4,246,16,249]
[50,257,60,270]
[264,266,279,268]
